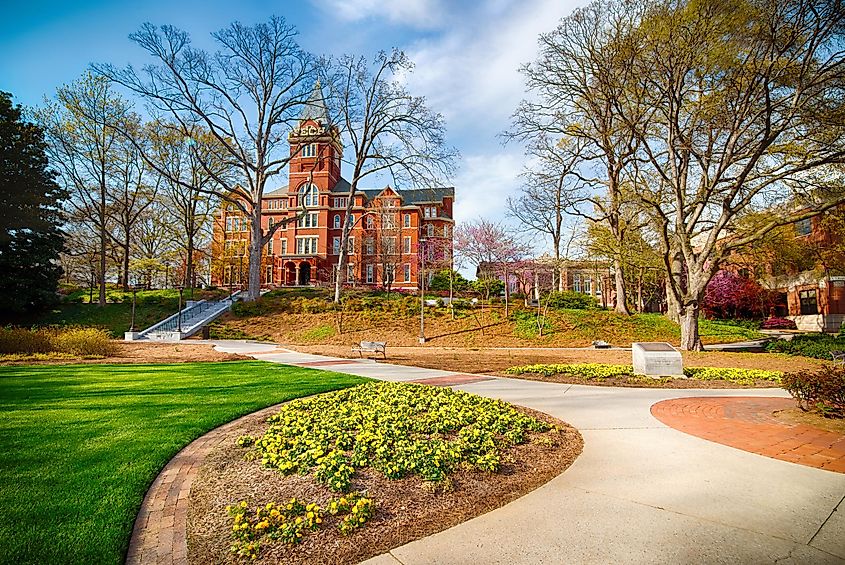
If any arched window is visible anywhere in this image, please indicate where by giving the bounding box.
[298,183,319,207]
[333,215,341,229]
[268,217,275,229]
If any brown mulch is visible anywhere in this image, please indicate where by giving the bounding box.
[0,342,249,365]
[773,407,845,435]
[187,407,582,565]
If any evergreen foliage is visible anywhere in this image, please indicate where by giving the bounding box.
[0,92,67,320]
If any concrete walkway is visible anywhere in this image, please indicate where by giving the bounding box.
[207,340,845,564]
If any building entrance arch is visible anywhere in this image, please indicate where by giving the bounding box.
[298,262,311,286]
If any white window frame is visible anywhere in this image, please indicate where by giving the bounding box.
[348,236,355,254]
[403,263,411,282]
[280,239,288,255]
[403,236,411,255]
[333,215,341,229]
[426,224,434,237]
[403,214,411,228]
[296,236,319,255]
[301,143,317,158]
[297,212,319,228]
[298,183,319,208]
[366,264,374,284]
[332,236,341,255]
[365,238,374,256]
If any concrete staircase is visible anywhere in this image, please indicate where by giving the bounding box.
[126,292,242,342]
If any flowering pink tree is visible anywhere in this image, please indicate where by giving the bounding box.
[454,218,530,317]
[703,270,777,319]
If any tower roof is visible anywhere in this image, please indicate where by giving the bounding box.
[299,79,330,125]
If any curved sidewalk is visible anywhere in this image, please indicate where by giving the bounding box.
[185,341,845,563]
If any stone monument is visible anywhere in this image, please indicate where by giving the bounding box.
[632,342,684,378]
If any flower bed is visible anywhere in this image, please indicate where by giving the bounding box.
[505,363,782,386]
[189,382,581,563]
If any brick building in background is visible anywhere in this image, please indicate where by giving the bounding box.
[211,82,454,291]
[758,212,845,332]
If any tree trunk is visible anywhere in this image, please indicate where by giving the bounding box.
[122,235,130,291]
[247,216,262,300]
[679,301,703,351]
[504,267,510,318]
[637,267,644,313]
[186,234,195,292]
[665,253,682,323]
[613,257,630,315]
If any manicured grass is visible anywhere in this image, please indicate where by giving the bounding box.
[0,361,368,565]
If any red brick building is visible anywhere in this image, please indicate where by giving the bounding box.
[759,212,845,332]
[211,83,455,290]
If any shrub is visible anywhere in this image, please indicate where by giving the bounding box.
[765,334,845,360]
[512,310,552,339]
[0,327,54,354]
[51,328,117,357]
[544,291,597,310]
[782,366,845,417]
[761,317,797,330]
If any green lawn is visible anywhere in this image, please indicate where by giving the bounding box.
[28,288,230,337]
[0,361,368,564]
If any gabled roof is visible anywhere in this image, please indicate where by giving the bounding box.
[263,186,289,197]
[396,187,455,204]
[299,80,330,125]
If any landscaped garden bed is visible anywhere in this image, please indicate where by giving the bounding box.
[188,382,582,564]
[504,363,784,388]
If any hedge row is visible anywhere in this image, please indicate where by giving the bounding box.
[765,334,845,360]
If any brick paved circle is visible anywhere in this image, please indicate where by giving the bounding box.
[125,402,285,565]
[651,397,845,473]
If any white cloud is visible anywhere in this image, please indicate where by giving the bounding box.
[405,0,580,137]
[451,152,522,225]
[311,0,446,28]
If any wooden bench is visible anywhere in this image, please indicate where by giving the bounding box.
[831,350,845,366]
[352,341,386,359]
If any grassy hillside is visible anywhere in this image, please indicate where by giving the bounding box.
[215,292,762,348]
[21,288,228,337]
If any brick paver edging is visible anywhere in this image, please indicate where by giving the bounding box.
[125,402,286,565]
[651,397,845,473]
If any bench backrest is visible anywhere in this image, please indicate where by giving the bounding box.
[359,341,386,349]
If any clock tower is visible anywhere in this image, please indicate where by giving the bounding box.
[288,80,342,197]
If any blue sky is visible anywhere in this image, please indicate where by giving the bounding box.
[1,0,583,242]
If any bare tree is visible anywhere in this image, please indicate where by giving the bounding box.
[94,16,319,300]
[369,197,404,295]
[106,125,159,290]
[628,0,845,349]
[324,49,458,303]
[509,0,649,315]
[38,72,133,306]
[145,122,227,291]
[507,134,581,291]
